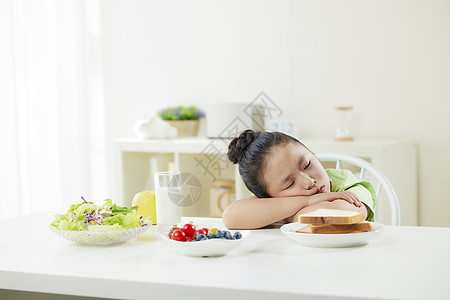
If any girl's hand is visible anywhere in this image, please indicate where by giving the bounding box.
[308,191,362,208]
[334,191,362,207]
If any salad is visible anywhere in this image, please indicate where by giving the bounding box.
[51,197,150,231]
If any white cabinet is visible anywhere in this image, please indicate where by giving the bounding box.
[113,138,417,225]
[305,139,417,226]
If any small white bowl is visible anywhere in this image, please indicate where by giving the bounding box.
[280,222,384,248]
[161,230,250,257]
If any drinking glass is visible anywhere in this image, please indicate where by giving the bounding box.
[154,171,183,234]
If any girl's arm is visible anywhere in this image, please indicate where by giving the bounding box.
[222,191,362,229]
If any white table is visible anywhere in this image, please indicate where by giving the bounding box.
[1,212,449,300]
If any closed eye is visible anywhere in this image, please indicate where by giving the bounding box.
[286,181,295,189]
[304,161,311,170]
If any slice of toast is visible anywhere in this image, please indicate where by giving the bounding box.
[296,208,370,234]
[298,209,365,225]
[296,222,372,234]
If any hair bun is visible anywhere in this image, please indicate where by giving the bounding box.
[227,130,260,164]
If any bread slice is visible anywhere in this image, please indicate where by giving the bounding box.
[298,209,365,225]
[296,222,372,234]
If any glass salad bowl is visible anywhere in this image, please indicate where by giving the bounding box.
[49,225,150,246]
[50,197,152,246]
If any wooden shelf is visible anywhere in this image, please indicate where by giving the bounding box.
[112,138,417,225]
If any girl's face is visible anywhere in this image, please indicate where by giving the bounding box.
[263,142,330,198]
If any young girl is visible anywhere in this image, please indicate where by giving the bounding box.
[223,130,376,230]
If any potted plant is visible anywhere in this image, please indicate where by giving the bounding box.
[158,105,205,137]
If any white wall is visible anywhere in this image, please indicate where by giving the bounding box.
[101,0,294,140]
[100,0,450,226]
[292,0,450,227]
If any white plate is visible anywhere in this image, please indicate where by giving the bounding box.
[280,222,383,248]
[49,225,151,246]
[161,230,250,257]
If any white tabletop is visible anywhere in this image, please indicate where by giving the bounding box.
[1,212,450,300]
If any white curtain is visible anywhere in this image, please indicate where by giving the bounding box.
[0,0,105,219]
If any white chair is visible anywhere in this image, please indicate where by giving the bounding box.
[315,152,401,225]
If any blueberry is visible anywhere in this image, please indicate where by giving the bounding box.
[215,230,223,238]
[200,236,208,241]
[207,233,216,239]
[224,231,232,239]
[233,231,242,240]
[196,234,206,241]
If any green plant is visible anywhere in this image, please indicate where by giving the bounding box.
[158,105,205,121]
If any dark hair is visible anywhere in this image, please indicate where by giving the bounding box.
[227,129,306,198]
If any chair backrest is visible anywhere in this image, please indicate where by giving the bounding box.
[315,152,401,225]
